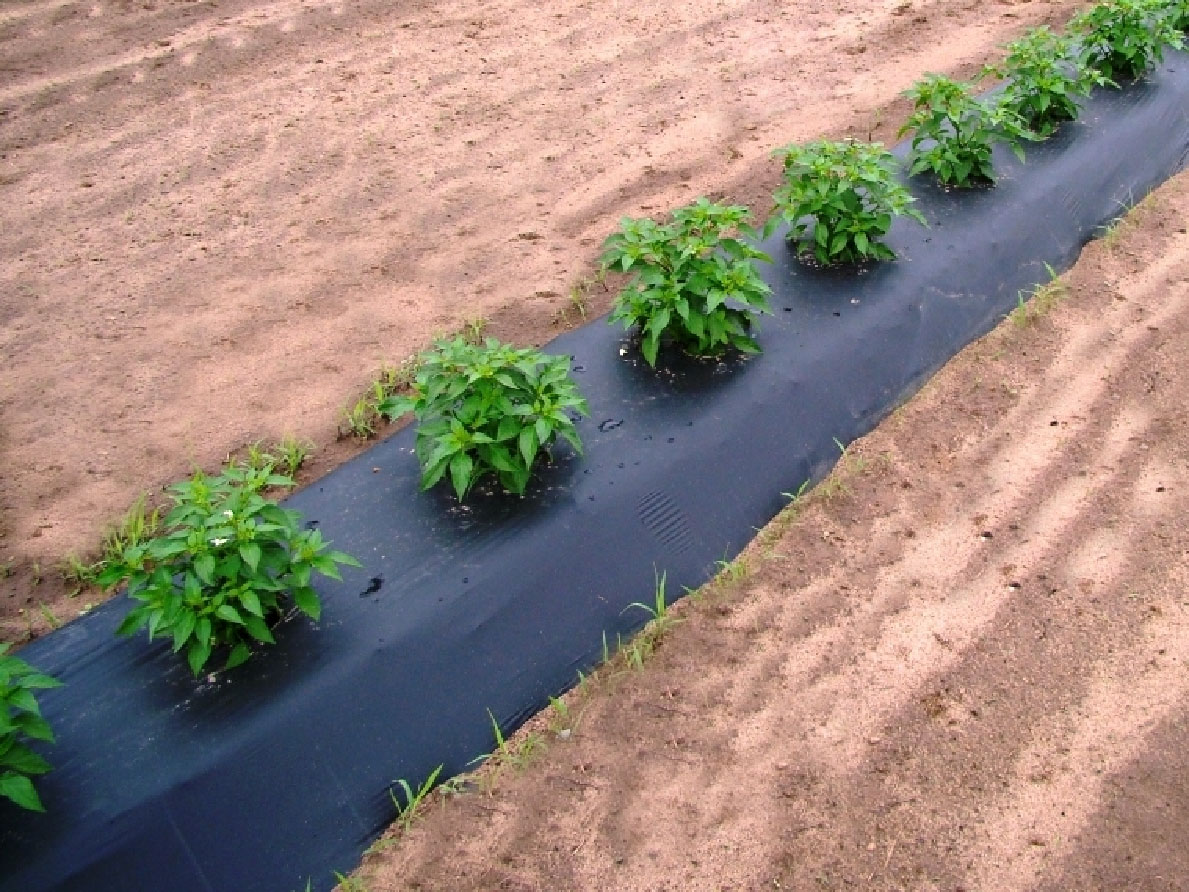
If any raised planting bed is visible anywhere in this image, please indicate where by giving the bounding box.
[2,49,1187,892]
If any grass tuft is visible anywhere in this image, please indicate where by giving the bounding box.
[1010,262,1070,327]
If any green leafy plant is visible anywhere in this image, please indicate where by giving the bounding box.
[332,874,370,892]
[618,570,683,669]
[61,494,161,595]
[1167,0,1189,31]
[339,398,378,440]
[339,360,423,442]
[624,569,682,640]
[1070,0,1183,82]
[465,708,544,795]
[770,139,926,265]
[36,604,60,630]
[102,494,160,567]
[900,74,1033,187]
[234,437,313,478]
[624,570,672,623]
[1009,261,1068,327]
[0,644,62,812]
[462,317,488,344]
[380,337,588,501]
[985,27,1110,137]
[389,764,443,833]
[61,553,99,592]
[601,198,772,366]
[238,441,275,473]
[275,435,314,477]
[100,464,360,675]
[376,358,420,396]
[546,694,572,735]
[469,708,543,774]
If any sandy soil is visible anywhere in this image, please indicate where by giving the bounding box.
[0,0,1090,641]
[355,170,1189,891]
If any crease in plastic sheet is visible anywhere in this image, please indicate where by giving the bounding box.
[3,52,1188,892]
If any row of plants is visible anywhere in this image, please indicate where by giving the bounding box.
[5,0,1186,818]
[606,0,1183,366]
[387,0,1185,499]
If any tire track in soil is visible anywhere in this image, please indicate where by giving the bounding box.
[357,177,1189,891]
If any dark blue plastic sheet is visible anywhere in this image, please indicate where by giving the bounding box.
[3,52,1188,892]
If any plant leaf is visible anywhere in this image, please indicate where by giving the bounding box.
[239,542,261,573]
[292,586,321,622]
[0,745,51,777]
[0,772,45,812]
[225,643,252,670]
[187,640,213,676]
[243,614,276,644]
[449,452,474,501]
[240,589,264,618]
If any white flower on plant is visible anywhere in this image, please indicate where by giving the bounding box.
[210,537,229,547]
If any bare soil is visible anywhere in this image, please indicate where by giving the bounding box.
[357,171,1189,891]
[0,0,1090,641]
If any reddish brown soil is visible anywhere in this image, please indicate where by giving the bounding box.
[357,172,1189,891]
[0,0,1089,641]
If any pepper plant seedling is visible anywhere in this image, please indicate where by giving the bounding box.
[770,139,926,265]
[0,644,62,812]
[984,26,1110,138]
[899,74,1033,188]
[380,337,589,501]
[102,464,360,675]
[602,198,772,366]
[1070,0,1183,82]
